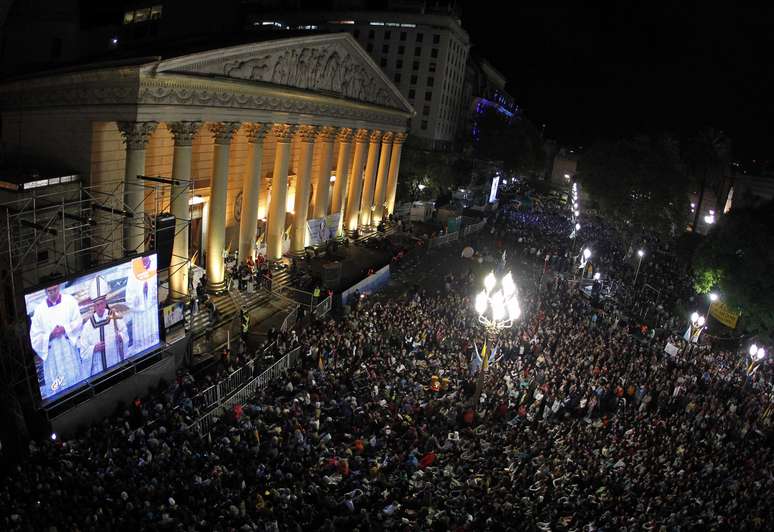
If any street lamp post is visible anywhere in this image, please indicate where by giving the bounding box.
[747,344,766,376]
[633,249,645,287]
[473,271,521,405]
[706,292,718,319]
[685,312,706,355]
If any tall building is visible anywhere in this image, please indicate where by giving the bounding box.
[242,3,470,152]
[462,51,518,151]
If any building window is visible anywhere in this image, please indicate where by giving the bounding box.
[400,31,407,41]
[396,59,403,69]
[368,29,375,39]
[410,74,417,85]
[429,62,436,73]
[412,61,419,71]
[124,5,163,24]
[380,57,387,67]
[382,44,389,53]
[425,91,432,101]
[385,30,391,39]
[398,45,405,55]
[427,76,434,86]
[394,73,401,83]
[414,46,421,56]
[353,29,360,38]
[416,33,424,42]
[433,34,440,44]
[366,43,374,52]
[423,105,430,116]
[408,89,415,99]
[421,120,428,130]
[431,48,438,58]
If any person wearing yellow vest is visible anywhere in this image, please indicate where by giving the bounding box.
[313,286,321,305]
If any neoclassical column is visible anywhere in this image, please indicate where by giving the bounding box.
[266,124,295,260]
[371,131,394,225]
[344,129,370,233]
[330,128,353,236]
[168,121,202,300]
[291,125,318,254]
[310,126,338,220]
[238,124,267,263]
[359,129,383,228]
[385,132,408,216]
[117,121,158,255]
[206,121,241,292]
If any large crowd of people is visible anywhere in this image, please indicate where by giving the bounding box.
[2,189,773,531]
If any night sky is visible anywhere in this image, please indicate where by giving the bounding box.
[462,4,774,162]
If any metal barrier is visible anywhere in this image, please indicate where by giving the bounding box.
[427,231,460,248]
[314,295,332,318]
[281,306,299,332]
[188,346,302,434]
[261,274,315,308]
[463,220,487,236]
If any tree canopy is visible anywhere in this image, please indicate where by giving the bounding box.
[578,135,689,236]
[692,200,774,338]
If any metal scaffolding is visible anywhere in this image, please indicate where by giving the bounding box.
[0,175,193,394]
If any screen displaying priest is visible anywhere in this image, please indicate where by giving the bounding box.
[79,276,128,376]
[29,283,84,399]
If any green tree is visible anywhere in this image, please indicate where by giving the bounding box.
[692,200,774,338]
[579,135,689,236]
[684,128,731,230]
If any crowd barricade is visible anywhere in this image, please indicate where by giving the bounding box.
[314,295,332,318]
[188,346,303,434]
[188,341,276,412]
[281,306,299,332]
[427,231,460,248]
[261,274,315,309]
[463,219,487,237]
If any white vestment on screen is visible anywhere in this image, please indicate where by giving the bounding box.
[125,257,159,354]
[30,293,84,398]
[79,308,128,376]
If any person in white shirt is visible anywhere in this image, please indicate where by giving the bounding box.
[125,255,159,354]
[79,276,128,376]
[29,283,84,398]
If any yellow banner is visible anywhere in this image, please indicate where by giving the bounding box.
[709,301,740,329]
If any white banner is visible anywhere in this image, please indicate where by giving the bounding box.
[664,343,680,357]
[306,213,340,246]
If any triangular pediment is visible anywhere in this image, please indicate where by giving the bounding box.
[146,33,413,114]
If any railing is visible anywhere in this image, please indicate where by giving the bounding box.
[262,273,315,308]
[188,346,303,434]
[463,219,487,236]
[281,306,299,332]
[190,341,277,412]
[314,295,332,318]
[427,231,460,248]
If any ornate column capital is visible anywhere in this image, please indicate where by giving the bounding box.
[117,121,158,150]
[272,123,295,143]
[354,128,371,143]
[245,123,267,143]
[316,126,338,143]
[210,122,242,145]
[168,121,202,147]
[393,132,409,144]
[381,131,395,144]
[296,125,318,143]
[369,130,383,144]
[336,127,354,143]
